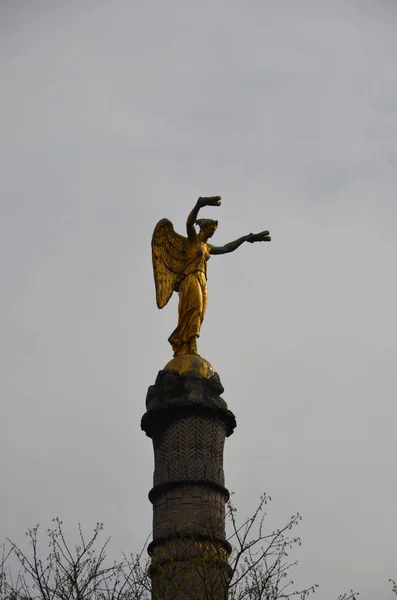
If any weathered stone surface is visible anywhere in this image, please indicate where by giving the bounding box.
[151,483,226,541]
[142,369,236,438]
[146,368,225,409]
[142,367,236,600]
[151,413,227,487]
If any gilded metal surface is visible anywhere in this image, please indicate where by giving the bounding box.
[164,354,215,379]
[152,196,271,357]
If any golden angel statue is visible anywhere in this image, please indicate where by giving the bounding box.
[152,196,271,357]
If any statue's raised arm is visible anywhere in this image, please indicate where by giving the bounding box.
[152,196,271,358]
[186,196,221,240]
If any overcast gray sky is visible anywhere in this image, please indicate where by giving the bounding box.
[1,1,397,598]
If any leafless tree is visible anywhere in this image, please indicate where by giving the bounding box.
[1,497,365,600]
[225,494,317,600]
[3,519,149,600]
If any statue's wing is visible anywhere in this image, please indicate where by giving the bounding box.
[152,218,187,308]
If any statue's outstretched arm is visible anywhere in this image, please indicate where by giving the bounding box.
[209,230,271,255]
[186,196,221,239]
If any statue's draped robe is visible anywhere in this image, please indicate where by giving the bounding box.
[168,242,210,356]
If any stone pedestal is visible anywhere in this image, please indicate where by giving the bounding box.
[141,358,236,600]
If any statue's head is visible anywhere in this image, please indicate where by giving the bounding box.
[195,218,218,239]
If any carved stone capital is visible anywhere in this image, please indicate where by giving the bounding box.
[141,369,236,439]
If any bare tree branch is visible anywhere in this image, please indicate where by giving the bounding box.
[1,496,370,600]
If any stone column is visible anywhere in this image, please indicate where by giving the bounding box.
[141,356,236,600]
